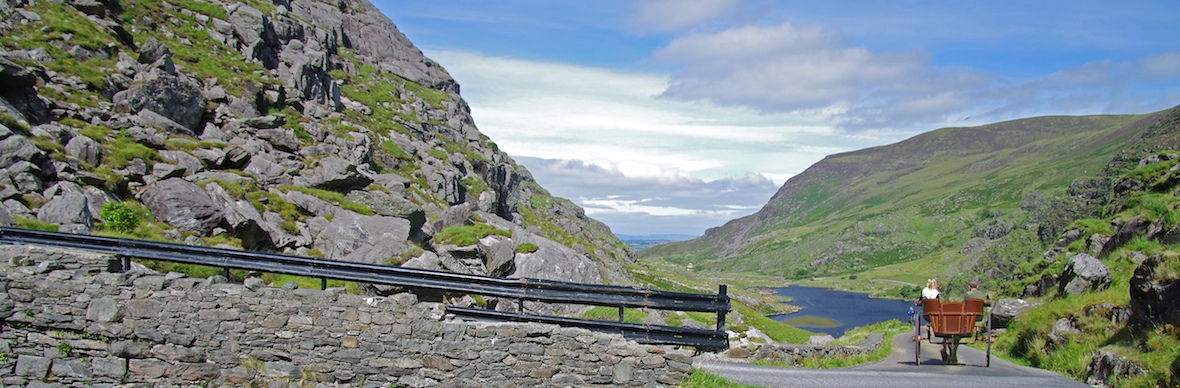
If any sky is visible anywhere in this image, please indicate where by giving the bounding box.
[373,0,1180,237]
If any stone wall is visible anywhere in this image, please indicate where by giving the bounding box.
[0,245,691,387]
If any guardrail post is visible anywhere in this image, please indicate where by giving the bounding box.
[121,256,131,272]
[716,284,727,333]
[618,306,624,323]
[321,277,327,290]
[223,267,230,279]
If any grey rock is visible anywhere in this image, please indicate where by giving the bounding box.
[346,190,425,228]
[483,237,515,277]
[160,150,204,175]
[191,148,227,167]
[0,134,44,167]
[242,114,286,130]
[131,109,193,136]
[295,156,373,190]
[256,128,299,152]
[244,156,294,189]
[15,354,50,378]
[112,74,205,133]
[137,38,172,66]
[1058,253,1111,295]
[150,162,187,181]
[140,178,224,234]
[127,126,166,149]
[1086,349,1145,387]
[990,298,1041,329]
[36,191,91,227]
[1047,318,1079,348]
[288,0,455,91]
[0,205,12,226]
[314,211,410,263]
[64,135,103,166]
[86,297,123,322]
[30,122,76,144]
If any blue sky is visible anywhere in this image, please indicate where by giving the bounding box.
[373,0,1180,237]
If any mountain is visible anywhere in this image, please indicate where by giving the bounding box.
[0,0,634,294]
[641,105,1180,291]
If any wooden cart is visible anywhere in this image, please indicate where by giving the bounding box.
[913,298,991,366]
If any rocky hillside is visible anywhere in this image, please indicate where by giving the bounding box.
[642,106,1178,293]
[0,0,633,297]
[988,108,1180,386]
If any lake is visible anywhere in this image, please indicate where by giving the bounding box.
[767,285,916,337]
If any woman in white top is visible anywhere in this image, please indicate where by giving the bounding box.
[920,278,941,301]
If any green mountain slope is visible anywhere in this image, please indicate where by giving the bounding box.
[642,107,1179,288]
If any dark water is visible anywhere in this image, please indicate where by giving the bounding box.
[767,285,916,337]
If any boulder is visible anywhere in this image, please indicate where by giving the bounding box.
[482,237,515,277]
[511,233,601,286]
[345,190,425,230]
[1058,253,1112,295]
[0,134,44,167]
[204,182,274,249]
[112,74,205,133]
[990,298,1040,329]
[244,157,294,189]
[160,150,204,175]
[255,128,299,152]
[64,135,104,166]
[294,156,372,190]
[140,178,223,234]
[35,191,91,227]
[313,211,410,263]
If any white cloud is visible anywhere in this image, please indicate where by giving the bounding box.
[427,50,882,184]
[519,157,779,235]
[626,0,737,33]
[650,22,1180,131]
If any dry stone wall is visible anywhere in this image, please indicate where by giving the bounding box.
[0,245,691,387]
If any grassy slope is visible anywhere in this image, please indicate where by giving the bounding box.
[643,111,1156,284]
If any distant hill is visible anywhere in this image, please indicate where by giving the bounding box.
[616,234,698,250]
[641,105,1180,292]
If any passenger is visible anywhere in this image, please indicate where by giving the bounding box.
[918,278,940,304]
[964,279,985,301]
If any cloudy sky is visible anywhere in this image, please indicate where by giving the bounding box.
[373,0,1180,237]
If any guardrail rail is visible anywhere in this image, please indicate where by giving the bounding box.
[0,226,730,351]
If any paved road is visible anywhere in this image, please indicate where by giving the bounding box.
[694,333,1090,388]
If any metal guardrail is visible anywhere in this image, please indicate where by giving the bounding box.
[0,227,730,351]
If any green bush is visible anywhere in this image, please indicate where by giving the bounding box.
[99,201,142,232]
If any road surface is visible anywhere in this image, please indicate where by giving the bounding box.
[694,332,1090,388]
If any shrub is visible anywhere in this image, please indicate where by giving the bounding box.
[515,243,539,254]
[99,201,142,232]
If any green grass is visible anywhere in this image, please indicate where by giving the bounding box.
[434,223,510,246]
[678,369,760,388]
[580,306,648,324]
[278,186,374,216]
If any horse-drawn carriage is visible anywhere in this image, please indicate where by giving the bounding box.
[913,298,992,366]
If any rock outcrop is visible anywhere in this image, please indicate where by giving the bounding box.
[0,0,632,291]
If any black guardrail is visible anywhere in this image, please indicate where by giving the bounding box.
[0,226,730,351]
